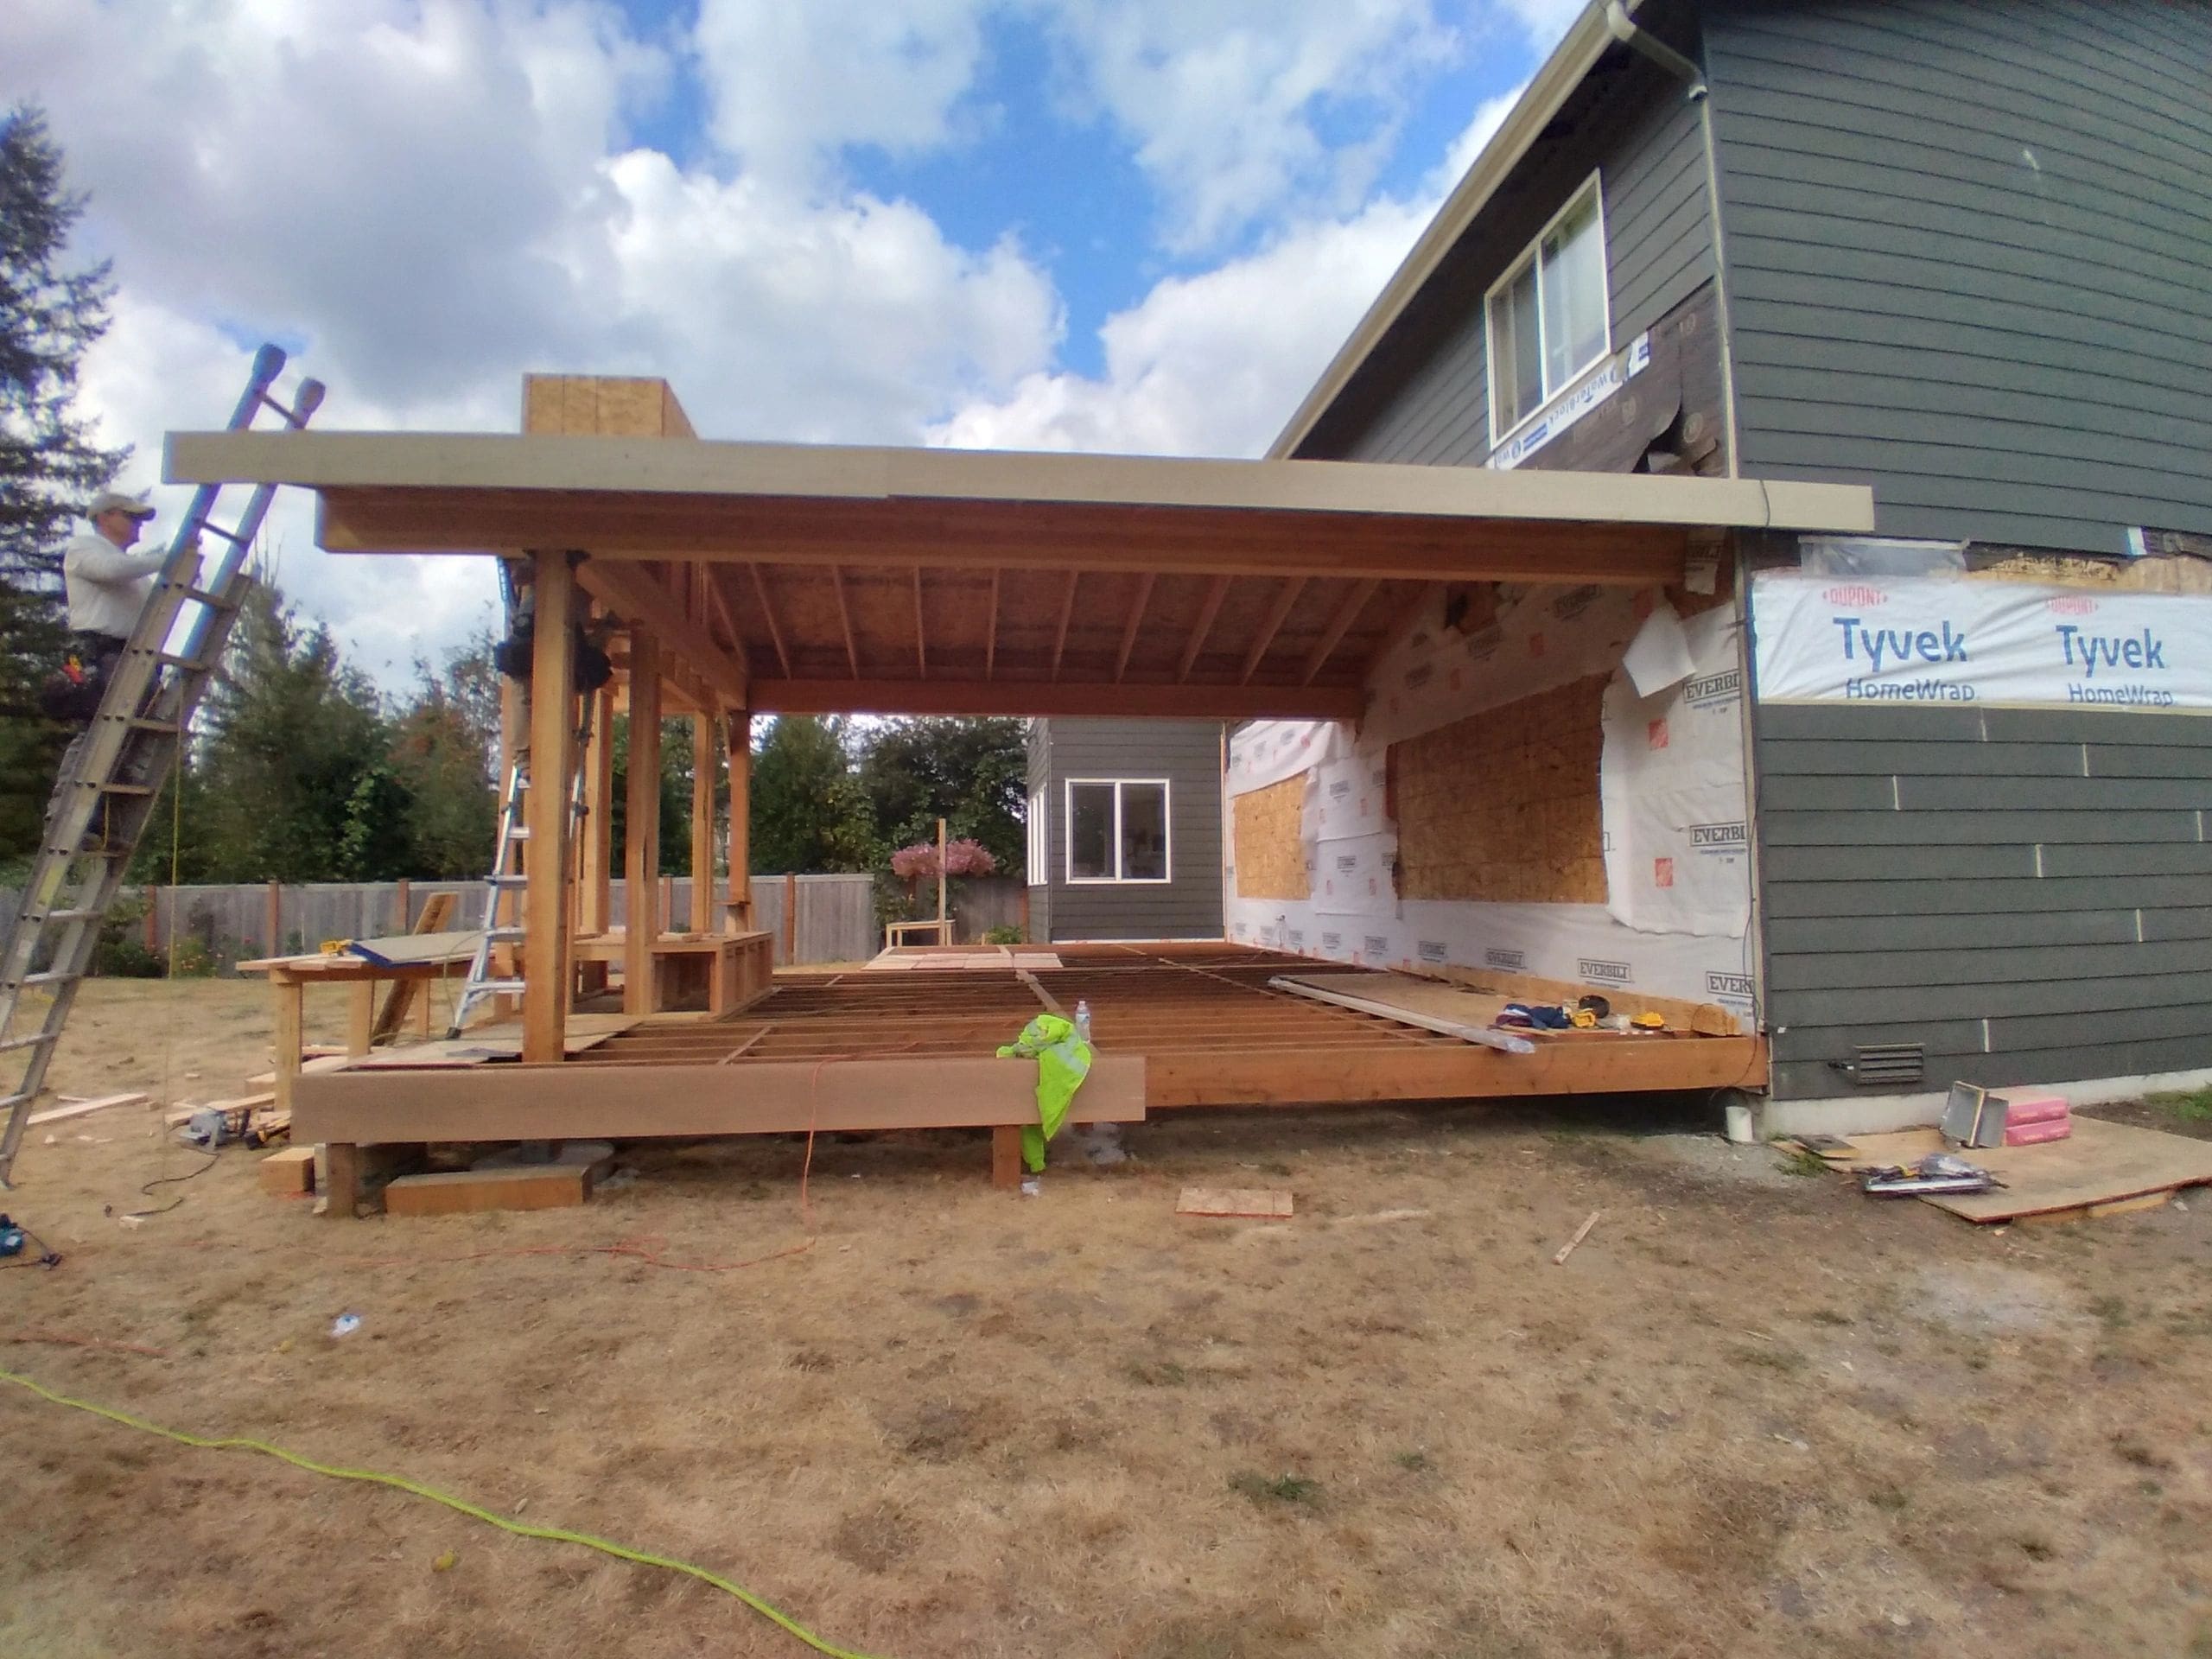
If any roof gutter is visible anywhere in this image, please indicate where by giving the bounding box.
[1268,1,1640,460]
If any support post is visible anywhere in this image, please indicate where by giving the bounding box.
[691,711,716,934]
[990,1125,1023,1190]
[494,666,527,1005]
[579,683,613,935]
[624,629,663,1014]
[781,870,797,965]
[393,876,410,932]
[271,971,303,1118]
[522,551,578,1064]
[936,817,948,941]
[725,712,752,931]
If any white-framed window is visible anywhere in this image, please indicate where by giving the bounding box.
[1486,173,1611,445]
[1064,778,1172,885]
[1026,789,1048,881]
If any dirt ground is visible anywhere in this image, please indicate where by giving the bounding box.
[3,979,2211,1658]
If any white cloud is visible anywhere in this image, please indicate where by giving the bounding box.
[691,0,994,184]
[1497,0,1588,54]
[1045,0,1459,251]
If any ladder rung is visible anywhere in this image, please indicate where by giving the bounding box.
[471,979,527,995]
[486,927,525,941]
[20,971,79,988]
[0,1092,29,1113]
[125,717,183,734]
[486,874,527,887]
[99,782,156,796]
[181,586,242,610]
[151,652,212,670]
[40,909,104,924]
[0,1032,58,1053]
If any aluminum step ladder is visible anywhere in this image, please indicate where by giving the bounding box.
[445,692,594,1039]
[0,345,326,1185]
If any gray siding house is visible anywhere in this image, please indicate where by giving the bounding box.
[1025,719,1225,943]
[1275,0,2212,1116]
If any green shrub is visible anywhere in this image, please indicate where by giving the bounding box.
[982,924,1024,945]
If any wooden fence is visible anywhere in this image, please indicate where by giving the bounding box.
[2,874,1027,973]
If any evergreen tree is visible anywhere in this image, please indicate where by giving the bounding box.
[0,105,127,868]
[855,716,1027,877]
[748,715,877,874]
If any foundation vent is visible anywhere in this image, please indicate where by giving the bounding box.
[1849,1043,1924,1088]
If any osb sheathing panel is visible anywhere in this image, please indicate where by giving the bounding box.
[1233,774,1310,900]
[1394,673,1607,906]
[521,374,689,438]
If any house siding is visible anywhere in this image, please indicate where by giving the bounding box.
[1301,16,1716,468]
[1035,719,1224,942]
[1755,702,2212,1101]
[1704,0,2212,555]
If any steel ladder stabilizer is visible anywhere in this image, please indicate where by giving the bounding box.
[0,345,326,1186]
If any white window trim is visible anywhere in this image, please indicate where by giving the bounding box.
[1026,789,1048,882]
[1063,777,1173,886]
[1484,170,1611,450]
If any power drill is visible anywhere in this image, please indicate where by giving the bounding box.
[0,1213,60,1268]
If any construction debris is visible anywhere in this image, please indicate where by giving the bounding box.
[1177,1186,1294,1219]
[1552,1209,1601,1264]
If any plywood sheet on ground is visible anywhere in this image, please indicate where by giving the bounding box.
[1178,1186,1294,1218]
[1827,1118,2212,1223]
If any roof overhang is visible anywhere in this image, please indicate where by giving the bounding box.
[165,426,1871,721]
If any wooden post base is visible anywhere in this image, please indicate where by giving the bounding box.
[321,1142,361,1218]
[990,1125,1023,1190]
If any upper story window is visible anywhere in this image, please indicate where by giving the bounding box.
[1065,779,1171,884]
[1487,175,1610,444]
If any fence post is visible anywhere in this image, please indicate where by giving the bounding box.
[782,872,798,965]
[394,876,410,933]
[265,880,281,957]
[143,885,158,953]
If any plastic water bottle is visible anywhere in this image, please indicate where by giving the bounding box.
[1073,999,1093,1044]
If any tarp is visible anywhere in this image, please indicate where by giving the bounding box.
[1751,572,2212,712]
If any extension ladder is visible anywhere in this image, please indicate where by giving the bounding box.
[445,692,595,1038]
[0,346,325,1186]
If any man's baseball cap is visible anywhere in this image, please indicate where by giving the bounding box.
[88,490,156,520]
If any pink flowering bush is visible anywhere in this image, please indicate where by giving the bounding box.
[890,838,997,880]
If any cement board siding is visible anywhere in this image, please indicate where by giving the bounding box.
[1755,702,2212,1099]
[1705,0,2212,554]
[1313,46,1714,467]
[1037,719,1224,941]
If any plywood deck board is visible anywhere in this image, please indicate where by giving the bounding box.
[1917,1116,2212,1224]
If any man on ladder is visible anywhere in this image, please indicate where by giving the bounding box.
[48,490,189,723]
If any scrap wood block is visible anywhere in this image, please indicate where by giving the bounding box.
[1177,1185,1294,1219]
[382,1162,594,1217]
[258,1146,316,1197]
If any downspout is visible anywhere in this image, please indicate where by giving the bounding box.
[1611,4,1770,1101]
[1606,1,1740,480]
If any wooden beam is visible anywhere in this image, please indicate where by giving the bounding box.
[576,558,747,707]
[1300,577,1380,685]
[579,684,614,934]
[315,487,1693,587]
[1114,572,1154,683]
[522,550,577,1064]
[747,564,792,677]
[690,711,715,933]
[830,565,860,677]
[747,677,1363,721]
[725,712,752,931]
[1179,575,1230,682]
[912,567,928,678]
[703,570,747,677]
[1051,569,1077,680]
[624,626,663,1014]
[294,1055,1147,1143]
[1240,576,1306,684]
[984,568,1001,678]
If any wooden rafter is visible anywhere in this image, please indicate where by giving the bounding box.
[830,564,860,677]
[912,568,928,679]
[1179,575,1230,683]
[1300,578,1379,685]
[748,677,1360,721]
[1240,577,1306,684]
[1114,573,1155,683]
[746,563,791,679]
[702,574,747,695]
[984,568,1001,679]
[1051,569,1077,681]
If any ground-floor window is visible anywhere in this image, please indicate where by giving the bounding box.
[1065,778,1171,883]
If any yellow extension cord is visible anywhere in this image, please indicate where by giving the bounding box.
[0,1368,884,1659]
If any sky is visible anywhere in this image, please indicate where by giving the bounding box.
[3,0,1581,687]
